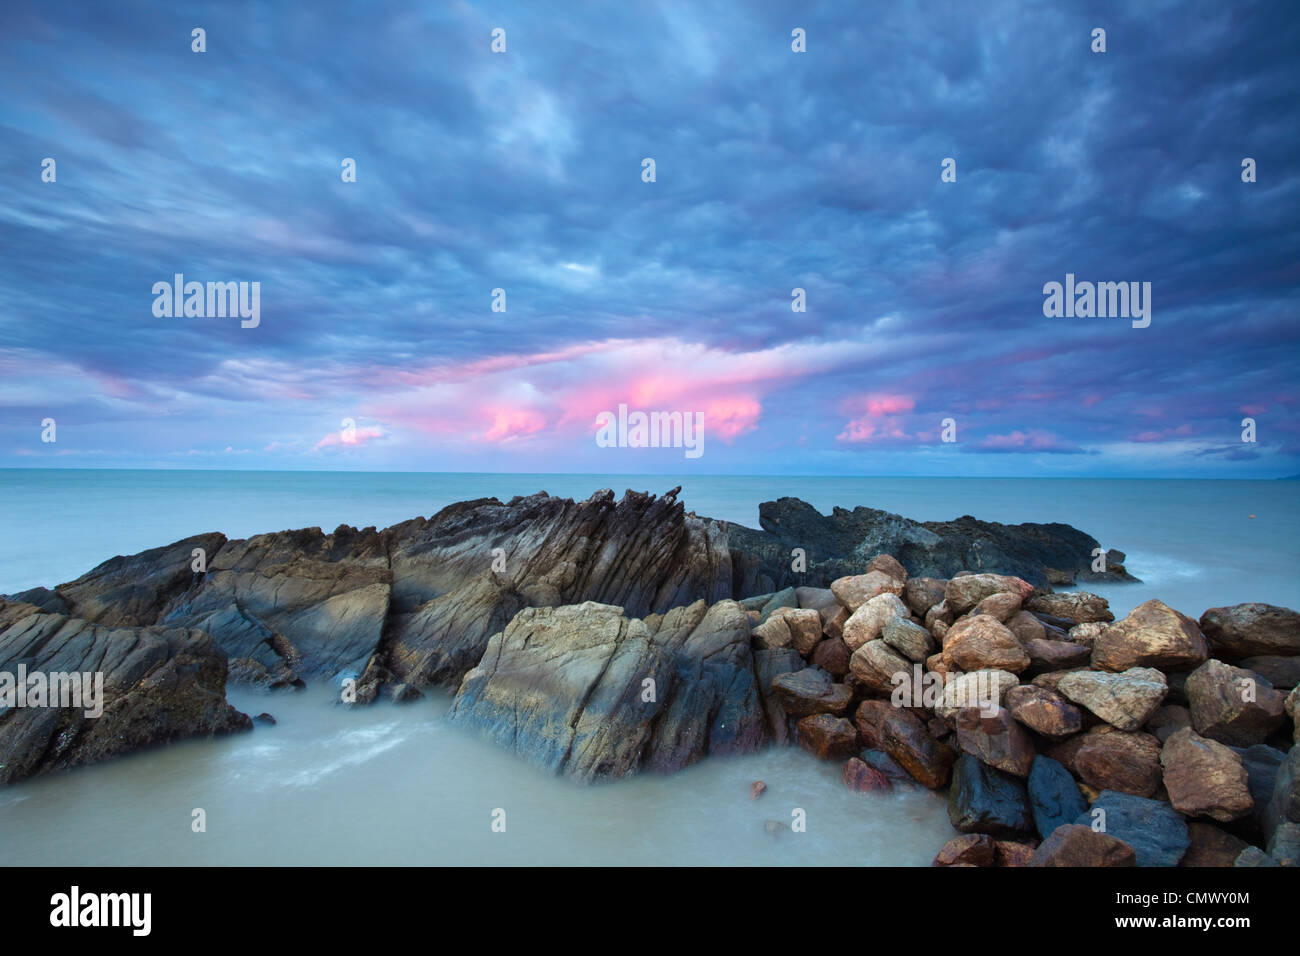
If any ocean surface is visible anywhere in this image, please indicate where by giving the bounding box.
[0,470,1296,865]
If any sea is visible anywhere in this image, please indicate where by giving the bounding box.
[0,470,1295,865]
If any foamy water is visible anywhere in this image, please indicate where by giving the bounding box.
[0,471,1295,865]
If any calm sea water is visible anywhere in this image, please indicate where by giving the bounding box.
[0,470,1295,865]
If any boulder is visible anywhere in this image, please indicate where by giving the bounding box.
[842,756,893,793]
[1268,822,1300,865]
[1264,747,1300,846]
[954,708,1036,777]
[1234,846,1280,867]
[881,617,937,662]
[1199,603,1300,660]
[1025,638,1091,673]
[830,572,904,614]
[1238,655,1300,690]
[973,591,1024,623]
[1008,610,1047,645]
[996,840,1038,867]
[944,574,1035,617]
[903,577,946,618]
[1145,704,1192,743]
[1051,725,1163,797]
[448,600,766,780]
[1068,622,1105,647]
[796,714,858,760]
[1159,728,1253,823]
[935,670,1020,721]
[755,647,805,745]
[942,614,1030,674]
[933,833,996,867]
[842,593,909,650]
[1028,592,1114,625]
[848,639,912,694]
[810,637,851,679]
[1056,667,1167,731]
[1028,755,1088,839]
[1030,825,1137,866]
[0,602,251,786]
[1006,685,1083,740]
[947,754,1034,836]
[853,700,956,789]
[1185,659,1286,746]
[1074,791,1190,867]
[1091,599,1209,672]
[866,554,908,583]
[1180,823,1251,867]
[768,668,853,717]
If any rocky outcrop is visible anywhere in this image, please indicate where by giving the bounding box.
[0,600,250,786]
[447,600,765,780]
[725,497,1137,592]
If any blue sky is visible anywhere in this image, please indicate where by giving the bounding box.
[1,0,1297,476]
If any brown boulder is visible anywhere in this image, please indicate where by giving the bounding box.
[1056,667,1167,731]
[1027,592,1114,624]
[1051,725,1163,797]
[1185,658,1286,746]
[854,699,957,789]
[1199,603,1300,660]
[954,707,1037,777]
[796,714,858,760]
[1092,599,1209,672]
[830,571,904,613]
[933,833,996,867]
[942,614,1030,674]
[1030,824,1137,866]
[944,574,1035,617]
[843,756,894,793]
[1005,685,1084,739]
[1160,728,1252,823]
[810,637,851,679]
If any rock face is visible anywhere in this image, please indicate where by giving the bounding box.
[0,601,251,786]
[1199,604,1300,660]
[448,600,765,780]
[1160,728,1253,823]
[1091,600,1209,672]
[725,497,1136,592]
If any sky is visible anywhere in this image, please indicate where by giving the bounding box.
[0,0,1297,477]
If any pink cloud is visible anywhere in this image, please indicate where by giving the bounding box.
[482,407,546,443]
[314,426,384,450]
[976,429,1082,454]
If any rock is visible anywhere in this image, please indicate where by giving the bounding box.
[1234,846,1279,866]
[945,574,1035,617]
[866,554,908,583]
[750,781,766,800]
[942,614,1030,674]
[853,700,956,789]
[1146,704,1192,743]
[925,601,955,633]
[724,497,1129,592]
[881,617,937,662]
[1091,599,1209,672]
[1199,603,1300,660]
[1051,725,1163,797]
[954,708,1037,777]
[1025,638,1092,672]
[1264,747,1300,845]
[1028,592,1114,625]
[796,714,858,760]
[253,712,276,726]
[1238,655,1300,690]
[1185,659,1286,746]
[758,588,799,620]
[810,637,851,679]
[1008,610,1047,645]
[860,748,912,782]
[1160,728,1253,822]
[776,607,824,656]
[1289,686,1299,744]
[973,591,1024,623]
[1056,667,1167,731]
[1028,755,1088,839]
[1030,825,1137,867]
[751,612,796,651]
[0,602,252,786]
[947,754,1034,836]
[1180,822,1251,867]
[842,593,909,650]
[903,577,946,618]
[1006,685,1083,739]
[935,670,1020,721]
[1068,622,1105,647]
[848,639,912,694]
[843,757,894,793]
[1268,821,1300,865]
[830,572,904,614]
[448,600,766,780]
[795,587,840,624]
[822,605,850,641]
[933,833,996,867]
[1075,791,1190,867]
[769,668,853,717]
[996,840,1038,867]
[1235,743,1285,833]
[755,647,805,745]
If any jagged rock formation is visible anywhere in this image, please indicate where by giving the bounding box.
[0,600,251,786]
[726,497,1137,593]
